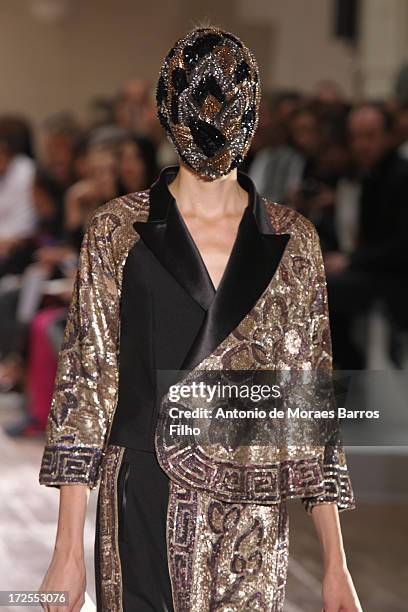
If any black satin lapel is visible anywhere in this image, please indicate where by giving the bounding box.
[136,164,290,373]
[180,203,290,372]
[133,166,215,311]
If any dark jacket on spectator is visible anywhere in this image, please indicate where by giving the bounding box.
[350,149,408,275]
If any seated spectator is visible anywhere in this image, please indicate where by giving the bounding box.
[41,112,83,190]
[3,133,159,436]
[286,105,328,206]
[63,143,122,249]
[0,117,37,259]
[5,305,68,437]
[0,168,72,391]
[286,109,352,253]
[117,134,158,194]
[248,93,306,203]
[114,78,152,135]
[0,115,34,158]
[325,103,408,368]
[0,168,65,278]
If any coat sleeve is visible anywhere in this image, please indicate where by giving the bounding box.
[39,210,121,489]
[301,223,356,514]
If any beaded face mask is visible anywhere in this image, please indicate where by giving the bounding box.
[156,26,261,180]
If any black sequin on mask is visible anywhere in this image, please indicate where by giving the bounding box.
[183,33,223,69]
[156,75,167,106]
[241,108,256,133]
[192,75,225,106]
[234,60,250,84]
[171,67,188,93]
[171,97,179,124]
[187,118,226,157]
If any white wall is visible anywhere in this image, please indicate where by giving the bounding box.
[0,0,184,127]
[359,0,408,98]
[237,0,358,96]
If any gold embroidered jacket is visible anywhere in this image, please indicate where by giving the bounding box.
[39,164,355,608]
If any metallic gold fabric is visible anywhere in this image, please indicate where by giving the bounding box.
[96,445,125,612]
[167,481,289,611]
[39,192,149,487]
[155,202,355,515]
[38,184,355,611]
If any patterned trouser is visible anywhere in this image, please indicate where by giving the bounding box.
[95,445,290,612]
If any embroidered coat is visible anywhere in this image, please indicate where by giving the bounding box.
[39,164,355,611]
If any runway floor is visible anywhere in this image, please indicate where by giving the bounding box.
[1,397,407,612]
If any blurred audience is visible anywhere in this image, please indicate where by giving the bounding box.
[251,95,408,369]
[41,113,82,190]
[394,102,408,159]
[326,104,408,368]
[1,74,408,437]
[248,91,304,201]
[117,134,159,193]
[0,118,36,259]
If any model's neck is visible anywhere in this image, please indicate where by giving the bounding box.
[167,161,248,220]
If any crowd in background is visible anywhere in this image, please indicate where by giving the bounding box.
[0,77,408,437]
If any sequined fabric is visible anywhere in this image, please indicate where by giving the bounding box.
[96,445,125,612]
[156,26,261,180]
[167,481,289,611]
[155,202,355,516]
[39,192,149,487]
[38,182,355,611]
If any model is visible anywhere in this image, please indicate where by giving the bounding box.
[39,26,361,612]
